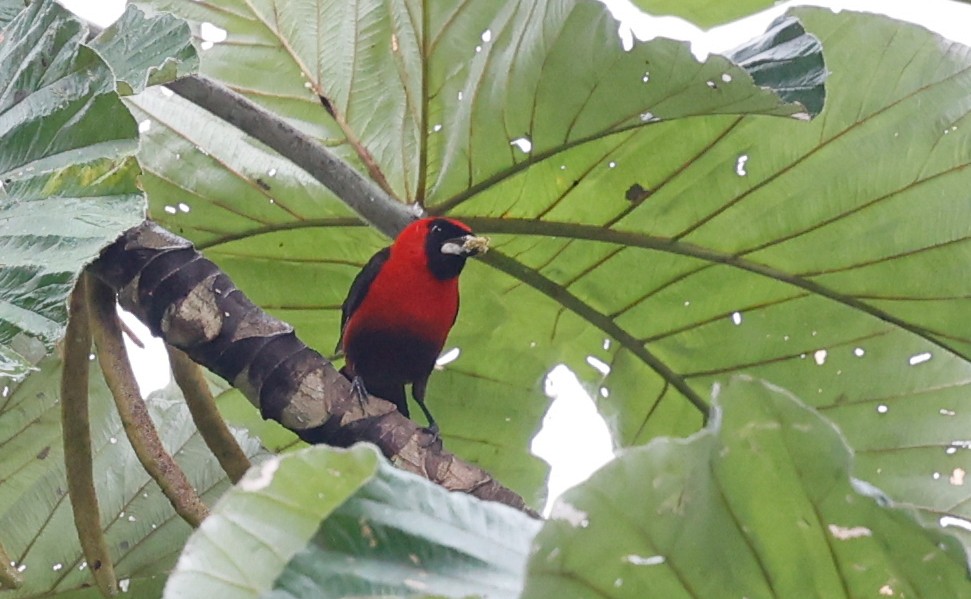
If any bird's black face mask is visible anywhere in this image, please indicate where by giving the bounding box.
[424,218,489,280]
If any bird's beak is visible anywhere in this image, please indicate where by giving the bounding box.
[441,234,490,257]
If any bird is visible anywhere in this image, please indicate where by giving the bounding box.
[337,217,489,432]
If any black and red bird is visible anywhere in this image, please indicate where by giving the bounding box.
[337,217,489,431]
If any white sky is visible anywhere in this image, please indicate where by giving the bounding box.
[61,0,971,509]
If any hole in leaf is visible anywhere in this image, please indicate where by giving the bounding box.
[909,352,932,365]
[510,137,532,153]
[735,154,748,176]
[200,22,228,43]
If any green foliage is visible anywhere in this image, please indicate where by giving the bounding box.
[0,0,143,381]
[523,377,971,598]
[89,5,199,96]
[0,0,25,27]
[165,444,540,599]
[2,0,971,596]
[0,358,263,597]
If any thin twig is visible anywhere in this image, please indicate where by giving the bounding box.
[167,345,251,483]
[61,274,118,597]
[86,275,210,528]
[118,316,145,349]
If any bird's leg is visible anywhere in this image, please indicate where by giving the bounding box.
[411,378,440,445]
[415,399,440,449]
[415,399,439,436]
[350,375,370,413]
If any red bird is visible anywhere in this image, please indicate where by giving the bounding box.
[337,217,489,431]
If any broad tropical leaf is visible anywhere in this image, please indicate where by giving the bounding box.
[88,4,199,96]
[523,377,971,598]
[438,6,971,543]
[138,0,822,204]
[0,359,263,597]
[129,0,825,504]
[0,0,144,382]
[164,444,540,599]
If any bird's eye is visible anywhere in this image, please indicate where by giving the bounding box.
[431,224,441,233]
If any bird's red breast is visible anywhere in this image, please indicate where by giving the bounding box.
[341,218,470,355]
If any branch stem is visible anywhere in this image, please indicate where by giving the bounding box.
[62,274,118,597]
[167,345,251,483]
[86,275,210,528]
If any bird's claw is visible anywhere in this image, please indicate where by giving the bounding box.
[419,423,441,448]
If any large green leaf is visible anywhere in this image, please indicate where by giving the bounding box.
[0,0,144,382]
[523,377,971,597]
[88,4,199,96]
[138,0,821,204]
[164,444,540,599]
[0,358,264,597]
[129,0,823,504]
[437,5,971,541]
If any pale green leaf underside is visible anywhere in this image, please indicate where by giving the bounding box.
[440,7,971,539]
[0,0,24,28]
[0,1,144,382]
[266,449,541,599]
[0,358,264,597]
[523,377,971,598]
[480,4,971,527]
[137,0,822,203]
[89,4,199,96]
[163,446,377,599]
[164,444,540,599]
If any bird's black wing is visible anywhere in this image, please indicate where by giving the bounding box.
[336,246,390,352]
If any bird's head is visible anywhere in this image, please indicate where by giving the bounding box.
[395,217,489,280]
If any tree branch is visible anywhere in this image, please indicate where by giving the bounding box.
[166,76,414,239]
[88,222,537,517]
[86,273,210,528]
[61,276,118,597]
[167,345,251,483]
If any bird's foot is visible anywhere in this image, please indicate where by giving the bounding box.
[419,424,441,449]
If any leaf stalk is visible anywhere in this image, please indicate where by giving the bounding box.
[167,345,251,483]
[86,274,210,528]
[61,274,119,597]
